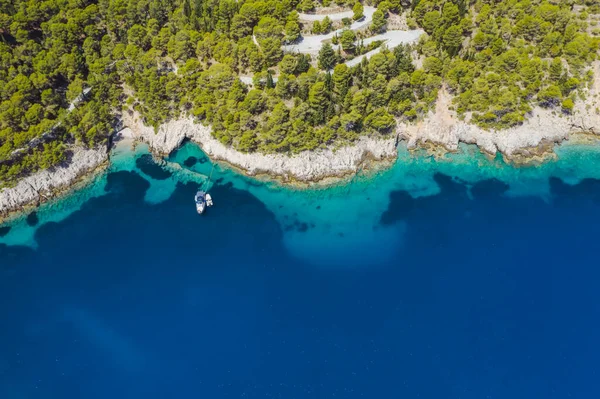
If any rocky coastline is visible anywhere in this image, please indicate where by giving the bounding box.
[0,147,108,222]
[120,110,399,183]
[400,88,600,164]
[2,63,600,219]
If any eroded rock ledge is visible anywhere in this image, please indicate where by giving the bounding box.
[121,110,399,183]
[401,61,600,162]
[3,61,600,218]
[0,147,108,219]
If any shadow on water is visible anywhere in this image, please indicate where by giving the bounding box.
[183,156,197,167]
[26,211,38,227]
[135,154,173,180]
[0,226,10,237]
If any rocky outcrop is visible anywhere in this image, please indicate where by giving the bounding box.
[123,60,600,182]
[120,110,211,155]
[0,147,108,217]
[400,61,600,161]
[122,110,399,182]
[3,63,599,217]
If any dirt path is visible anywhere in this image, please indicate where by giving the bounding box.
[283,6,376,55]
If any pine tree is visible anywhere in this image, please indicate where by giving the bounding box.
[392,45,414,75]
[353,2,364,21]
[299,0,315,13]
[322,16,333,34]
[285,19,301,43]
[266,72,275,89]
[318,43,337,71]
[340,30,356,53]
[443,25,463,55]
[309,81,328,123]
[370,10,386,33]
[296,54,311,73]
[183,0,192,18]
[325,71,333,92]
[333,64,351,99]
[312,20,322,34]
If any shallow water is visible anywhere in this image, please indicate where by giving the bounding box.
[1,140,600,398]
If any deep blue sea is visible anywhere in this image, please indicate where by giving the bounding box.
[2,139,600,398]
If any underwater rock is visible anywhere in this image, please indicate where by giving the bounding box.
[26,211,38,226]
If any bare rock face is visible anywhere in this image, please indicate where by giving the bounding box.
[123,110,398,182]
[0,147,108,215]
[4,62,598,216]
[399,63,600,160]
[120,111,210,155]
[197,127,398,181]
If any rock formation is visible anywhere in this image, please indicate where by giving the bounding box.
[0,147,108,217]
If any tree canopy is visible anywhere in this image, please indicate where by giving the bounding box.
[0,0,598,186]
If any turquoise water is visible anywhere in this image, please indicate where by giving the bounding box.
[5,139,600,263]
[1,139,600,397]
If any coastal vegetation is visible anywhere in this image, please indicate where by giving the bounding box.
[0,0,599,186]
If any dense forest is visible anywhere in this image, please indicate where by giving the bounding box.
[1,0,599,185]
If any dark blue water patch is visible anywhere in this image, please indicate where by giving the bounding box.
[2,169,600,398]
[183,156,197,167]
[0,225,10,237]
[198,156,208,164]
[470,178,509,198]
[550,177,600,205]
[26,211,38,226]
[135,154,172,180]
[381,173,471,226]
[380,190,414,225]
[0,243,32,272]
[284,220,310,232]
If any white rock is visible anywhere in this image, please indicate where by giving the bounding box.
[399,63,600,158]
[123,110,398,182]
[0,147,108,214]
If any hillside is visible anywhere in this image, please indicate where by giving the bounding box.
[1,0,599,186]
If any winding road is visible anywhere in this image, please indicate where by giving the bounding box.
[284,7,423,66]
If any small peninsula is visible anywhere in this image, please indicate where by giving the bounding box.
[1,0,600,216]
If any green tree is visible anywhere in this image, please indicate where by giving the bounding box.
[443,25,463,54]
[364,108,395,133]
[280,54,298,75]
[392,45,415,75]
[261,38,283,66]
[312,20,322,34]
[423,57,443,76]
[309,81,328,123]
[128,25,148,49]
[241,89,266,114]
[561,98,574,114]
[538,85,562,107]
[422,11,441,35]
[285,12,301,43]
[340,30,356,53]
[442,2,460,26]
[378,1,392,15]
[298,0,315,12]
[333,63,351,99]
[370,10,386,33]
[353,2,364,21]
[254,16,283,42]
[549,58,563,81]
[322,16,333,34]
[318,43,337,70]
